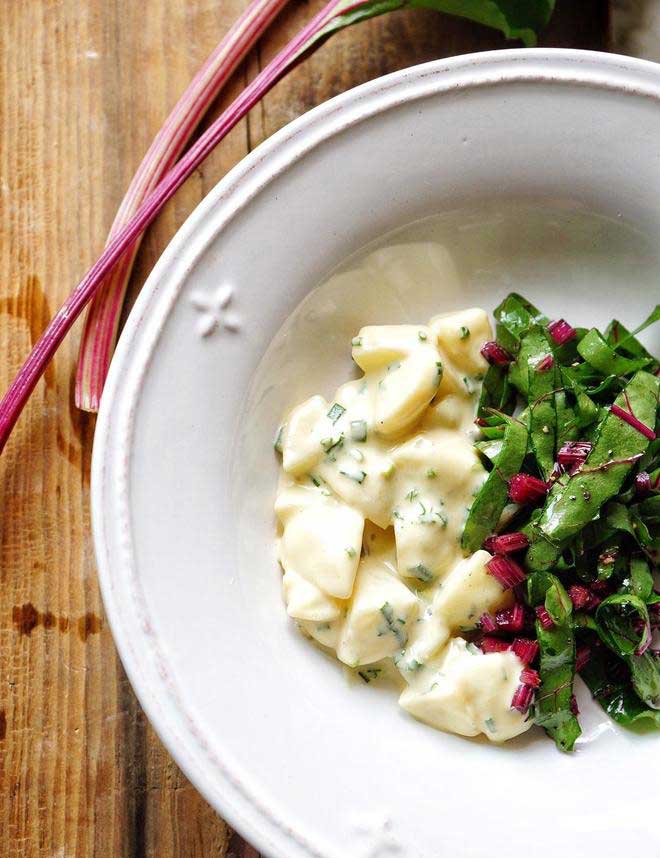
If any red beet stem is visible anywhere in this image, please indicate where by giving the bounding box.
[495,604,526,634]
[480,612,498,633]
[535,605,554,630]
[520,667,541,688]
[508,473,548,504]
[634,472,653,498]
[548,318,576,345]
[511,638,539,665]
[635,620,652,656]
[480,636,512,654]
[611,404,656,441]
[570,694,579,716]
[511,683,535,714]
[536,353,554,372]
[0,0,369,451]
[480,341,513,366]
[483,532,529,554]
[575,645,591,672]
[590,578,612,595]
[568,584,594,612]
[557,440,593,470]
[486,556,527,590]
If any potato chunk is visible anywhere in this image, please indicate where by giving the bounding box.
[399,638,532,742]
[337,556,419,666]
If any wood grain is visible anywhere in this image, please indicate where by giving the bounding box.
[0,2,609,856]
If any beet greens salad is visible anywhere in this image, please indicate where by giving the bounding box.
[466,294,660,752]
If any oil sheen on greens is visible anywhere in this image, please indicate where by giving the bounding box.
[467,293,659,751]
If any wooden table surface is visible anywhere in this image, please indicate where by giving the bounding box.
[0,3,611,856]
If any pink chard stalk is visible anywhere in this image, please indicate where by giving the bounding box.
[75,0,290,412]
[0,0,553,449]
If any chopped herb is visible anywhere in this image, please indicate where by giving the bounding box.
[310,475,321,487]
[321,434,344,455]
[339,467,366,483]
[350,419,367,442]
[484,717,497,733]
[345,547,356,559]
[418,330,428,341]
[350,448,364,462]
[380,602,407,646]
[426,468,437,479]
[316,622,331,631]
[382,462,395,479]
[358,667,381,683]
[408,563,434,583]
[459,326,470,339]
[405,489,418,502]
[273,425,284,453]
[352,336,363,347]
[327,403,346,424]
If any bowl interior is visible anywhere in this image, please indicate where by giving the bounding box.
[96,52,660,858]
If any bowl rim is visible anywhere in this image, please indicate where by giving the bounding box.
[92,48,660,858]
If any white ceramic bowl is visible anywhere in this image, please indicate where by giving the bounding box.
[93,49,660,858]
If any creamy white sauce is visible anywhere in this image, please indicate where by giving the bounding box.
[274,308,532,743]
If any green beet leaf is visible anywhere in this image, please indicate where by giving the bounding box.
[577,328,652,376]
[596,594,651,658]
[493,292,548,355]
[477,362,516,420]
[524,328,557,480]
[462,416,528,552]
[527,571,581,752]
[628,651,660,710]
[315,0,555,49]
[526,371,659,571]
[579,645,660,729]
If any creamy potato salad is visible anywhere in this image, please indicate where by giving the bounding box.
[274,308,532,743]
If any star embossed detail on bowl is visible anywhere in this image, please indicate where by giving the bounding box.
[189,284,241,338]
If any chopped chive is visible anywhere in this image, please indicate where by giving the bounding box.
[418,330,428,341]
[345,547,356,559]
[339,467,366,483]
[350,419,367,442]
[380,602,407,646]
[382,462,395,479]
[409,563,434,583]
[320,434,343,453]
[426,468,437,479]
[327,403,346,424]
[358,667,381,683]
[273,425,284,453]
[352,336,363,347]
[459,326,470,339]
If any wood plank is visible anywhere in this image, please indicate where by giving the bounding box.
[0,2,609,856]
